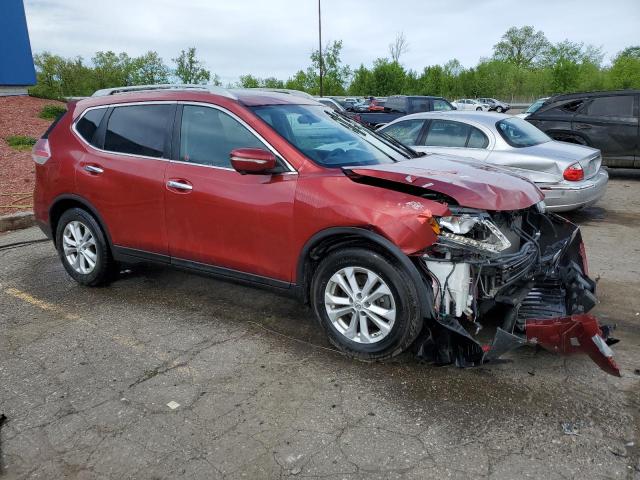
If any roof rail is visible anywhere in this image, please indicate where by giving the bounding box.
[91,84,236,99]
[248,87,314,99]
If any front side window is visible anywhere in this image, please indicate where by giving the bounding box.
[382,119,425,145]
[586,95,634,117]
[104,104,173,158]
[432,99,453,111]
[180,105,265,168]
[496,117,550,148]
[252,104,408,167]
[76,108,106,147]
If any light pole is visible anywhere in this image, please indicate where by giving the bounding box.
[318,0,323,97]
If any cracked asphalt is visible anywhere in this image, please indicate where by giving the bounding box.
[1,170,639,479]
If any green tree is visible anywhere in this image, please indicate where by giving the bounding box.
[309,40,351,95]
[92,51,133,88]
[238,74,260,88]
[348,64,372,96]
[368,58,406,96]
[262,77,284,88]
[130,51,170,85]
[493,26,550,68]
[172,47,211,84]
[607,46,640,89]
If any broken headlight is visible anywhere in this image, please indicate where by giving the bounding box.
[437,215,512,254]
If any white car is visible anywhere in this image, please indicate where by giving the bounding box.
[452,99,489,111]
[378,111,608,212]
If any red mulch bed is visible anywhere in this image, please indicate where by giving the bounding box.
[0,96,66,215]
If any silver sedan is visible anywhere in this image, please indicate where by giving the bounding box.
[378,111,608,212]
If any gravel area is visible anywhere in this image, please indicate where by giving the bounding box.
[0,96,66,215]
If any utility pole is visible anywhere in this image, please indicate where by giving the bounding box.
[318,0,323,97]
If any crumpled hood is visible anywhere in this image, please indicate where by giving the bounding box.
[346,154,544,211]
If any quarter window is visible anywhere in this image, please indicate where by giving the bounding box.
[422,119,488,148]
[586,96,634,117]
[104,105,173,158]
[381,119,425,145]
[180,105,265,168]
[76,108,106,147]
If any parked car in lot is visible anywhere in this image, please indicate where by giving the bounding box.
[315,97,346,112]
[452,99,489,111]
[526,90,639,168]
[378,111,608,212]
[31,84,619,375]
[355,95,455,127]
[516,97,549,119]
[476,97,510,113]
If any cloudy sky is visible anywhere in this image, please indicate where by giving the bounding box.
[24,0,640,85]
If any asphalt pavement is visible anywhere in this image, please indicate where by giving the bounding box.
[1,169,639,479]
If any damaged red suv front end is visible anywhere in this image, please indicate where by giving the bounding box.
[345,159,619,376]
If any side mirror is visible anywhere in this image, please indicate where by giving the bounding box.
[230,148,277,174]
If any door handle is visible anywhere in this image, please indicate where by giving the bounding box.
[167,180,193,191]
[84,165,104,174]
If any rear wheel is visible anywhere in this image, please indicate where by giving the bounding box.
[476,107,482,111]
[311,248,423,360]
[55,208,113,286]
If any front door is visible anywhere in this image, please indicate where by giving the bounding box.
[164,103,297,283]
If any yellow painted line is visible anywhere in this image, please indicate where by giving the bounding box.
[4,287,81,321]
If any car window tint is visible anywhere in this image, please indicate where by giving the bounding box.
[432,99,453,111]
[104,105,172,158]
[382,119,425,145]
[76,108,106,147]
[180,105,264,168]
[424,119,469,147]
[467,127,489,148]
[587,96,634,117]
[409,99,429,113]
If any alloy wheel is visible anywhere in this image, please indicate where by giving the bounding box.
[324,266,396,344]
[62,221,97,274]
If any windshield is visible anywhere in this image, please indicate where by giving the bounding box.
[251,104,410,167]
[525,99,545,114]
[496,117,551,148]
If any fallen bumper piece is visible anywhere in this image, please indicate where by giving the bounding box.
[524,314,620,377]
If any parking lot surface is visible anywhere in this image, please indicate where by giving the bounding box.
[1,170,639,479]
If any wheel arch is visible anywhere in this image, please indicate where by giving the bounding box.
[296,227,434,318]
[49,194,113,249]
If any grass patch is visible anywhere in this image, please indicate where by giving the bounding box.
[39,104,67,120]
[5,135,37,151]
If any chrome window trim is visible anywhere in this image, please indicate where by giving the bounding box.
[71,100,298,174]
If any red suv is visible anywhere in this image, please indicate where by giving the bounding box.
[33,85,619,374]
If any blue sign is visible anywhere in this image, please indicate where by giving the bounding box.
[0,0,37,86]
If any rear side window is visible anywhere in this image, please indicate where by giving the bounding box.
[382,119,425,145]
[586,95,634,117]
[432,99,453,111]
[76,108,106,146]
[104,104,173,158]
[467,128,489,148]
[180,105,264,168]
[423,119,470,147]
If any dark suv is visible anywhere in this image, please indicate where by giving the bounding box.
[31,84,619,375]
[526,90,639,168]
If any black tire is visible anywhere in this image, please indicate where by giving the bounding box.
[310,248,423,360]
[55,208,113,286]
[476,107,482,111]
[495,106,504,113]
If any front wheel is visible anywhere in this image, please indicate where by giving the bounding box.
[476,107,482,111]
[311,248,423,360]
[495,106,504,113]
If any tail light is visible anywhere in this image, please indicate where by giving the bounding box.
[32,138,51,165]
[563,162,584,181]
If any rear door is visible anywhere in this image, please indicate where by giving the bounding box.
[74,102,175,255]
[572,94,637,167]
[164,103,297,283]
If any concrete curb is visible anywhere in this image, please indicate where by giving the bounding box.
[0,211,35,232]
